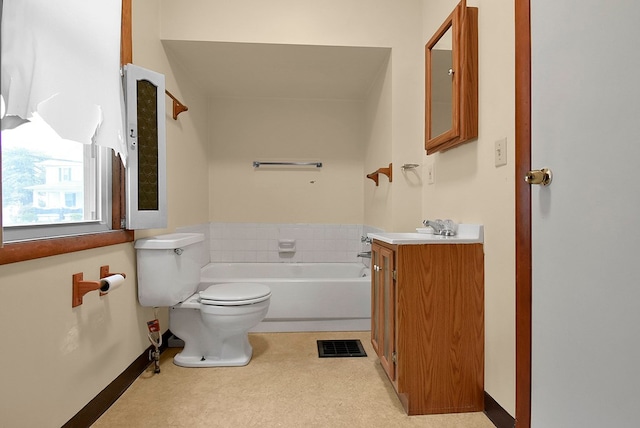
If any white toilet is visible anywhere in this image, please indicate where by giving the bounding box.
[135,232,271,367]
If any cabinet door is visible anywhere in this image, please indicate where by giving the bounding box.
[370,244,381,355]
[379,245,396,381]
[425,1,478,154]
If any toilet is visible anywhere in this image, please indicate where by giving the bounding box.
[135,233,271,367]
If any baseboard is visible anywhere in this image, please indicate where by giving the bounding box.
[62,330,172,428]
[484,391,515,428]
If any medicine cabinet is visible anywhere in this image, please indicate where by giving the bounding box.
[425,0,478,154]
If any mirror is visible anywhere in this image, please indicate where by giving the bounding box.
[425,0,478,154]
[430,27,454,139]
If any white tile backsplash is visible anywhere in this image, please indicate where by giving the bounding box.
[208,222,374,263]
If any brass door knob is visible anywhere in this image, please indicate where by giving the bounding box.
[525,168,553,186]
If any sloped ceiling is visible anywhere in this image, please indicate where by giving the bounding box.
[162,40,391,100]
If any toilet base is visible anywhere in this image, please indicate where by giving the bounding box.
[173,348,252,367]
[169,291,269,368]
[170,328,255,368]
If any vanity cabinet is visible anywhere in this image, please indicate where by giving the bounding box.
[370,240,484,415]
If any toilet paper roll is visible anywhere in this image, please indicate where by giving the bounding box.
[99,274,125,293]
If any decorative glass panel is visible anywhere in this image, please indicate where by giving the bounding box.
[136,80,159,211]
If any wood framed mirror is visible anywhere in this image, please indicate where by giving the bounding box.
[425,0,478,154]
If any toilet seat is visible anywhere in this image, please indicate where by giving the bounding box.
[199,283,271,306]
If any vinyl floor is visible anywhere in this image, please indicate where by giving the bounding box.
[92,331,496,428]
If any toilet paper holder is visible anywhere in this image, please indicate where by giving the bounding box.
[72,265,126,308]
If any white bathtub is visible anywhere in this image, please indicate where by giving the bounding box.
[199,263,371,332]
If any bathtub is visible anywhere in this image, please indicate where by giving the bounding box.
[199,263,371,332]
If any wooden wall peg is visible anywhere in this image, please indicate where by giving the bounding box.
[165,89,188,120]
[367,163,393,186]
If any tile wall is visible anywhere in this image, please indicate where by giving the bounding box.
[207,222,382,263]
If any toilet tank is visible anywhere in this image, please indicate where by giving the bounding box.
[135,233,205,307]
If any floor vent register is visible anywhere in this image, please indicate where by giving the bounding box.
[316,339,367,358]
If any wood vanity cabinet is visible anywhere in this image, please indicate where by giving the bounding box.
[370,240,484,415]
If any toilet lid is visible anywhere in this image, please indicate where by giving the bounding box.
[199,283,271,306]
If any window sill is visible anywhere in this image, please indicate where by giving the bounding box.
[0,229,134,265]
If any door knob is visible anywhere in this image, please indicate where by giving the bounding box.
[525,168,553,186]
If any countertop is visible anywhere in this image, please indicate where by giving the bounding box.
[367,224,483,244]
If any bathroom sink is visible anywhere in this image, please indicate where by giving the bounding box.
[368,224,483,244]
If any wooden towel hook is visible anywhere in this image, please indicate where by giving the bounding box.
[165,90,188,120]
[367,163,393,186]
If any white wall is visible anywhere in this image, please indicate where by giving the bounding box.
[422,0,516,415]
[160,0,424,232]
[0,1,211,426]
[208,97,365,224]
[0,245,139,427]
[133,1,210,236]
[363,57,394,230]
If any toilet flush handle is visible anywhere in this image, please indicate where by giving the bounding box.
[174,248,184,256]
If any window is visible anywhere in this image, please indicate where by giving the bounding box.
[64,192,76,209]
[1,136,111,241]
[0,0,133,265]
[2,120,108,228]
[59,167,72,182]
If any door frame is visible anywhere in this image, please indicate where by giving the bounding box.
[514,0,532,427]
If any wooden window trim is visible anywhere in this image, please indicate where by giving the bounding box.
[0,0,133,265]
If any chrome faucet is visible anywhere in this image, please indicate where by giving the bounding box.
[423,219,457,236]
[423,219,444,234]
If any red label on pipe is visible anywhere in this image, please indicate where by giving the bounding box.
[147,319,160,333]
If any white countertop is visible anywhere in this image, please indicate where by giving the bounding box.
[368,224,483,244]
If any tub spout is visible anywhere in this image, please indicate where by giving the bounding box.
[357,251,372,259]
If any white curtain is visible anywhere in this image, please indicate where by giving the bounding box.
[1,0,126,162]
